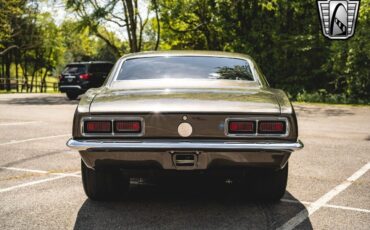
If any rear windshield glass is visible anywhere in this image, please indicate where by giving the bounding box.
[62,65,86,74]
[89,63,113,73]
[116,57,254,81]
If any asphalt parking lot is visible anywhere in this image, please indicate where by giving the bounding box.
[0,93,369,230]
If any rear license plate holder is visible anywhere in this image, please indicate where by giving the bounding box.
[172,152,197,167]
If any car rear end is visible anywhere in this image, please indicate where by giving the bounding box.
[59,62,113,100]
[59,64,88,95]
[67,52,303,201]
[70,112,301,170]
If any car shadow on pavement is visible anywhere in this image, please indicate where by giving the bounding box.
[73,181,313,229]
[0,95,79,105]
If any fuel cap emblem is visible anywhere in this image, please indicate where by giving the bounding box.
[178,122,192,137]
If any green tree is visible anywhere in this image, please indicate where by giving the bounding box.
[158,0,369,103]
[66,0,161,54]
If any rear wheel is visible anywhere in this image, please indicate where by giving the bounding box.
[81,160,130,201]
[244,163,288,202]
[66,91,79,100]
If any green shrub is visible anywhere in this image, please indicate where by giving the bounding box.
[295,89,369,105]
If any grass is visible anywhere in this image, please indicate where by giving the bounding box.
[0,89,60,94]
[0,76,59,94]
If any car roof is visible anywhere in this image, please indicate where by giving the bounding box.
[67,61,114,65]
[120,50,253,60]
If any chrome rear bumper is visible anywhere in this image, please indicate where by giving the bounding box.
[67,139,303,152]
[67,139,303,170]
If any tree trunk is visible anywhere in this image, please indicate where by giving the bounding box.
[125,0,138,52]
[41,69,49,92]
[23,56,29,92]
[30,69,36,93]
[19,63,26,92]
[5,52,11,92]
[15,53,19,92]
[1,56,4,90]
[153,0,160,50]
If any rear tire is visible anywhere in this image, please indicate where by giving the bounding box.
[66,91,79,100]
[81,160,129,201]
[244,163,288,202]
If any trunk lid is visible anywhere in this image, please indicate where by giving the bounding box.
[90,80,280,114]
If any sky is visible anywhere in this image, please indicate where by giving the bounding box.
[39,0,72,25]
[39,0,150,40]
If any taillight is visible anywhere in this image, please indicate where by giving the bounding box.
[258,121,285,134]
[79,73,91,80]
[59,75,63,81]
[228,121,256,134]
[114,121,141,133]
[84,121,112,133]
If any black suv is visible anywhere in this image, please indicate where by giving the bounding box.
[59,61,114,100]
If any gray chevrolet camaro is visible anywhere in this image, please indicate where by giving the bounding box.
[67,51,303,201]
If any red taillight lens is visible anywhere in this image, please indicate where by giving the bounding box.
[84,121,112,133]
[228,121,256,134]
[258,121,285,134]
[114,121,141,133]
[79,73,91,80]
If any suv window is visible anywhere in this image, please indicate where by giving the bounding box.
[62,65,86,74]
[89,63,113,73]
[116,56,254,81]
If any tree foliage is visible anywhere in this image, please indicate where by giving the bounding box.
[0,0,119,92]
[158,0,370,103]
[1,0,369,102]
[66,0,161,54]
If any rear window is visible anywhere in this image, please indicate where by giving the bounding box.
[89,63,113,73]
[62,65,86,74]
[116,56,254,81]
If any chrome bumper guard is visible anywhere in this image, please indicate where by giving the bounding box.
[67,139,304,152]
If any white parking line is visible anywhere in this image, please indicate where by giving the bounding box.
[324,203,370,214]
[278,162,370,230]
[0,134,70,146]
[0,172,79,193]
[0,166,81,178]
[0,121,41,126]
[281,199,370,214]
[0,166,48,174]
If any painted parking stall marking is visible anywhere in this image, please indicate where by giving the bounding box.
[0,121,42,126]
[0,166,81,177]
[0,167,81,193]
[281,199,370,214]
[278,162,370,230]
[0,172,80,193]
[0,134,70,146]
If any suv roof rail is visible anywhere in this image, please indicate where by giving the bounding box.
[68,61,114,65]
